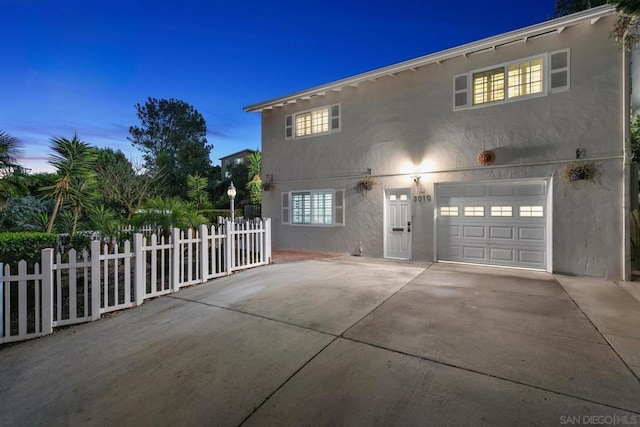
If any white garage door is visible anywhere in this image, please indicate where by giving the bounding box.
[435,180,549,270]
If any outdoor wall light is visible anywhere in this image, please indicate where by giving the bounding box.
[412,175,421,185]
[227,181,236,222]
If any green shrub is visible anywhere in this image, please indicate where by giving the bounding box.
[200,209,242,223]
[0,232,57,266]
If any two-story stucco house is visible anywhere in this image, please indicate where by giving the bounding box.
[244,5,637,280]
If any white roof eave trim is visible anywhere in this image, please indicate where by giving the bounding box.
[243,5,614,113]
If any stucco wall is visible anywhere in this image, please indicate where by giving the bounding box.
[260,16,626,279]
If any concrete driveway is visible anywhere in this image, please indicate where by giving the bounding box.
[1,256,640,426]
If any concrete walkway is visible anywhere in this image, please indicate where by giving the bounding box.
[1,257,639,426]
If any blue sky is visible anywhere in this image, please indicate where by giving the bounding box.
[1,0,558,173]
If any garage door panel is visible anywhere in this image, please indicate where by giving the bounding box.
[439,186,463,198]
[463,226,485,238]
[519,227,545,241]
[519,250,545,265]
[489,184,515,197]
[445,225,461,237]
[490,248,515,262]
[463,185,486,197]
[489,227,514,239]
[436,180,548,270]
[463,246,486,259]
[440,245,461,258]
[517,182,546,196]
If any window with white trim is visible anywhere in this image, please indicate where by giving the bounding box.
[285,104,340,139]
[473,68,505,105]
[473,57,543,106]
[283,189,345,226]
[453,50,569,110]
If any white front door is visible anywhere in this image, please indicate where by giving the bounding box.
[384,188,412,260]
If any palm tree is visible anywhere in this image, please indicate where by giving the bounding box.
[246,151,262,179]
[246,151,262,205]
[186,174,209,210]
[0,130,21,169]
[41,134,97,232]
[0,130,29,204]
[67,175,98,236]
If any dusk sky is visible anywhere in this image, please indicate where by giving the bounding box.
[1,0,559,173]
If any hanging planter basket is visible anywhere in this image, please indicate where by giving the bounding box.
[561,161,600,184]
[355,177,377,194]
[477,150,495,166]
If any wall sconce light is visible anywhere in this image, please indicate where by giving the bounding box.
[412,175,421,185]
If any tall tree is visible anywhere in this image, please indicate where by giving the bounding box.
[41,134,97,232]
[0,130,29,204]
[95,156,163,223]
[609,0,640,48]
[610,0,640,15]
[128,98,213,197]
[554,0,606,17]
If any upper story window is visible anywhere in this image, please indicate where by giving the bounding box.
[473,67,505,105]
[454,50,569,110]
[285,104,340,140]
[507,58,543,98]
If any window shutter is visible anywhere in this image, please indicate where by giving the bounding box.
[281,192,290,224]
[330,104,340,131]
[549,49,570,92]
[453,74,469,109]
[285,115,293,139]
[334,189,345,226]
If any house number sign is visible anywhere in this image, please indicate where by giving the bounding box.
[414,195,431,203]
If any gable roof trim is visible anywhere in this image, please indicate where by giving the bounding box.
[243,5,614,113]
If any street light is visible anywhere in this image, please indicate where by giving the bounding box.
[227,181,236,222]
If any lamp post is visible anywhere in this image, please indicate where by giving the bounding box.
[227,181,236,223]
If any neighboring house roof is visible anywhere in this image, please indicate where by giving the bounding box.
[219,149,256,161]
[243,5,615,113]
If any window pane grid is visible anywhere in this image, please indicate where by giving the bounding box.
[464,206,485,217]
[473,68,504,105]
[491,206,513,217]
[292,191,333,224]
[508,59,543,98]
[520,206,544,217]
[440,206,458,216]
[470,56,544,106]
[295,108,329,137]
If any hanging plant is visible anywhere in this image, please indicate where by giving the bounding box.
[477,150,495,166]
[560,161,600,185]
[355,177,377,194]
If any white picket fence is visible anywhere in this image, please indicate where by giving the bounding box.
[0,219,271,344]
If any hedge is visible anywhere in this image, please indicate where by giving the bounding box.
[0,232,58,266]
[200,209,243,223]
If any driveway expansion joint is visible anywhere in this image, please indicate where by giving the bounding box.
[168,295,339,338]
[340,335,640,415]
[553,277,640,384]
